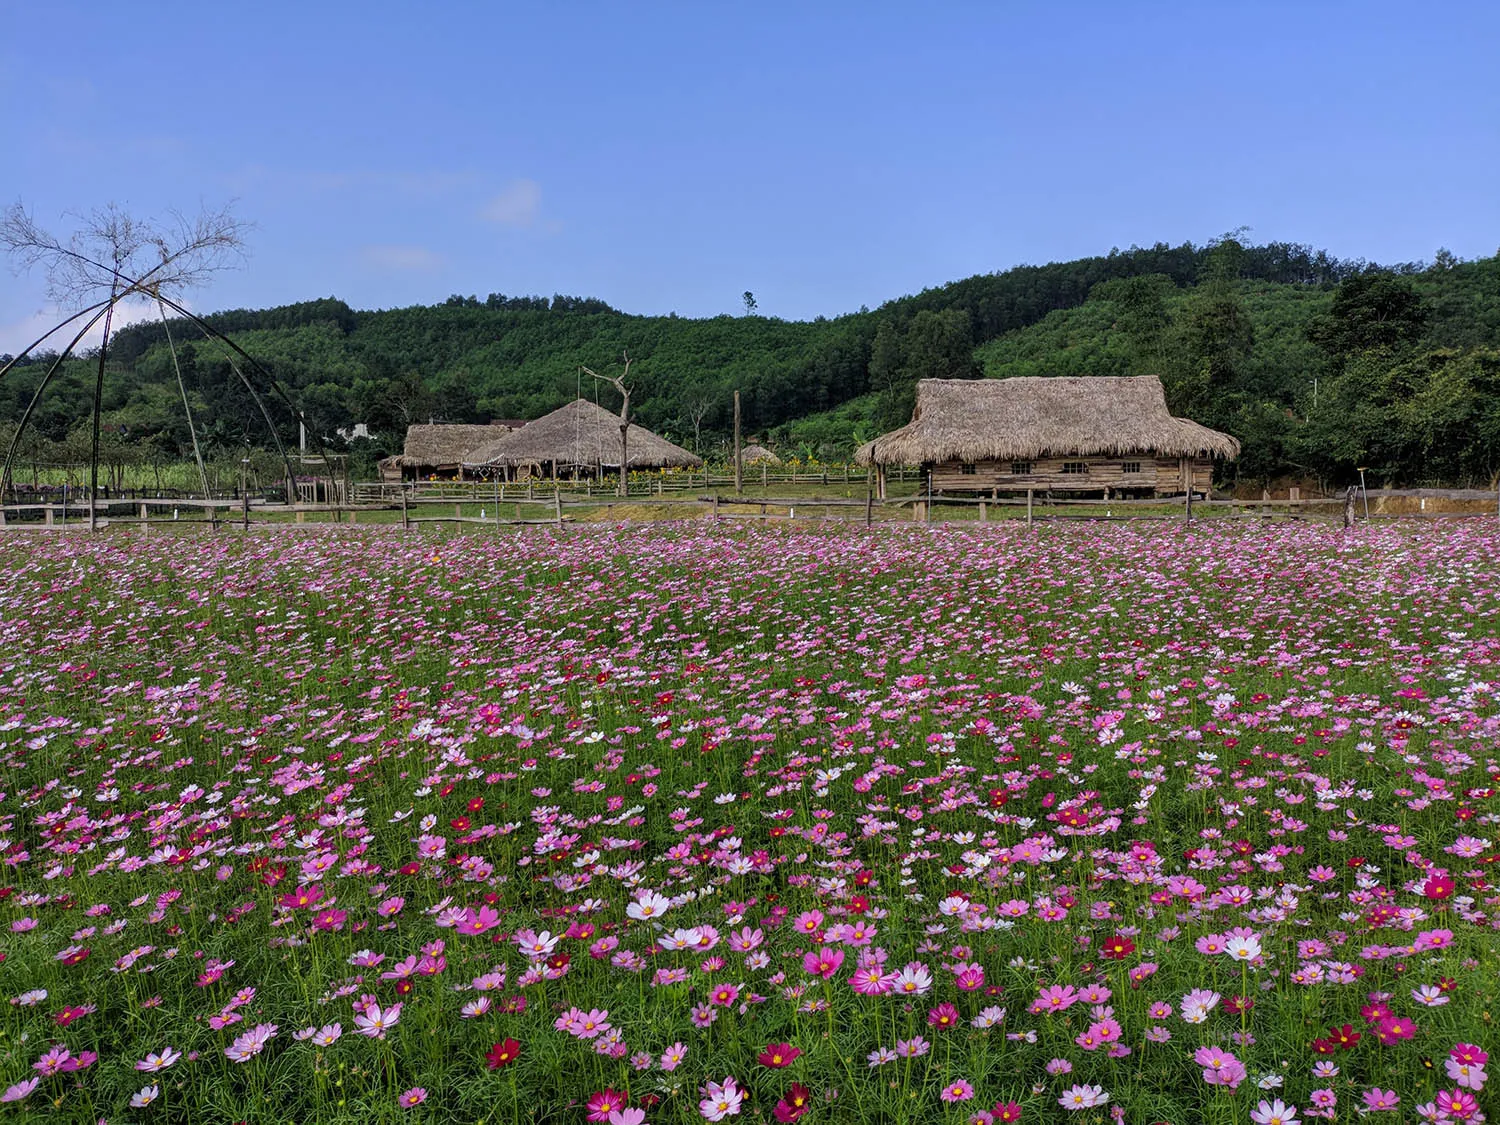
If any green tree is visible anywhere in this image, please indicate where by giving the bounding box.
[1306,273,1429,362]
[1177,237,1254,392]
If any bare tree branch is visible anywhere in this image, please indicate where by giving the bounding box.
[0,201,250,305]
[582,351,632,497]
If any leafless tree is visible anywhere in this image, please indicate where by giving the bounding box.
[581,352,632,497]
[0,202,250,526]
[685,394,712,453]
[0,202,249,304]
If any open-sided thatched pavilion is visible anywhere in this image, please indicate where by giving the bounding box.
[397,423,521,480]
[855,376,1239,498]
[462,398,701,480]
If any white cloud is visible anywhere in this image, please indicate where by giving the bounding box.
[359,244,447,272]
[481,179,542,228]
[0,296,173,359]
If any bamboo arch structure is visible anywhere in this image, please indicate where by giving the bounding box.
[0,265,338,529]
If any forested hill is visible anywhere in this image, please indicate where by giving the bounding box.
[4,238,1499,487]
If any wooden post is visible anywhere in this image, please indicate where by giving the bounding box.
[865,489,873,527]
[554,487,562,527]
[733,391,742,496]
[1344,487,1356,529]
[712,495,719,523]
[401,486,410,530]
[139,502,148,525]
[979,501,987,523]
[762,463,767,487]
[1026,488,1033,527]
[454,503,463,520]
[45,505,54,527]
[242,494,250,531]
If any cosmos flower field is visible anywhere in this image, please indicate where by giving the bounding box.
[0,521,1495,1125]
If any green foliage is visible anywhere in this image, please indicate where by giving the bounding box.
[5,242,1498,487]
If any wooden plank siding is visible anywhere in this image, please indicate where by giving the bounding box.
[929,456,1214,496]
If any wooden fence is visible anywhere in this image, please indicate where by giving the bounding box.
[5,484,1497,532]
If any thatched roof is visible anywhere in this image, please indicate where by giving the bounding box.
[400,423,517,468]
[855,376,1240,465]
[463,399,702,470]
[739,444,781,466]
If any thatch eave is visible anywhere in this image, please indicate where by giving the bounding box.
[854,376,1240,466]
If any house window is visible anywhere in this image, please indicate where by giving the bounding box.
[1121,461,1142,474]
[1009,461,1033,475]
[1061,461,1090,475]
[960,462,977,475]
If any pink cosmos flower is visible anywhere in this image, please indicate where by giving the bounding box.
[941,1080,975,1103]
[928,1002,961,1030]
[1031,984,1078,1013]
[803,948,843,979]
[1435,1089,1479,1120]
[224,1023,278,1062]
[135,1047,182,1072]
[1370,1017,1415,1045]
[353,1002,402,1039]
[398,1087,427,1109]
[1249,1099,1299,1125]
[699,1077,744,1121]
[586,1089,630,1123]
[0,1078,38,1103]
[1361,1088,1399,1112]
[1058,1084,1108,1110]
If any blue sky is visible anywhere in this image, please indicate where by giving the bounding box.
[2,1,1497,352]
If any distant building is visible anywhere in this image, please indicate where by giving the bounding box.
[463,399,701,480]
[855,376,1239,498]
[396,422,521,480]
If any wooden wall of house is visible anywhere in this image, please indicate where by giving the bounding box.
[929,456,1215,495]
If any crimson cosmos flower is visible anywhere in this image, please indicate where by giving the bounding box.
[484,1038,521,1068]
[758,1043,802,1068]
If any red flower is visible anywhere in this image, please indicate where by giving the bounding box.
[774,1083,812,1122]
[1423,875,1455,901]
[1100,935,1135,960]
[485,1038,521,1068]
[1329,1024,1361,1049]
[994,1102,1023,1122]
[758,1042,802,1068]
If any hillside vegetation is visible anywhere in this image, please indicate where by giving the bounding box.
[4,238,1498,487]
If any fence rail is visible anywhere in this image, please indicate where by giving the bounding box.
[4,483,1496,531]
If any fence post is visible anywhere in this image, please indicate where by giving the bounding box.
[712,495,719,523]
[242,493,250,531]
[401,486,410,530]
[1026,489,1033,527]
[1343,488,1355,530]
[554,487,562,527]
[865,489,873,527]
[979,500,987,523]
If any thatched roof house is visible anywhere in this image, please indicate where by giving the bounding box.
[739,443,781,466]
[398,423,521,478]
[856,376,1238,497]
[463,398,701,475]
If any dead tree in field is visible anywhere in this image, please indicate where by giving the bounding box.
[581,352,632,497]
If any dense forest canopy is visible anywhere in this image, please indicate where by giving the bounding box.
[4,237,1498,487]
